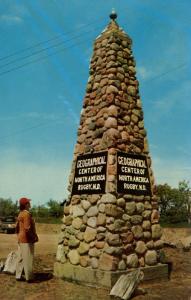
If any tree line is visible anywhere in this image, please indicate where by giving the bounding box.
[0,180,190,225]
[157,180,191,224]
[0,199,65,222]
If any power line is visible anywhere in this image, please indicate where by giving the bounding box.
[0,25,103,70]
[0,122,51,142]
[142,62,187,84]
[0,17,105,62]
[0,61,188,141]
[0,28,101,77]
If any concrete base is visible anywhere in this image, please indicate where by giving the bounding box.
[54,262,169,288]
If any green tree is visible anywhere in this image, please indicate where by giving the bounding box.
[156,183,188,224]
[31,205,49,218]
[0,198,18,217]
[46,199,63,218]
[178,180,191,223]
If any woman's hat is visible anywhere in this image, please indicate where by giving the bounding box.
[19,197,31,205]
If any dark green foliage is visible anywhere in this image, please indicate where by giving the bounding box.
[0,198,18,217]
[47,199,63,217]
[0,198,64,223]
[156,180,191,224]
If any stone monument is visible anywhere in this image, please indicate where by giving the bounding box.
[54,11,168,287]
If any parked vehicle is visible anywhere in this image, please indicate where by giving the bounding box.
[0,216,16,234]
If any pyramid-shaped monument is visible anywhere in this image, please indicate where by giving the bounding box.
[54,11,168,287]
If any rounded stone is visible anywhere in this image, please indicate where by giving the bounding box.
[131,114,139,124]
[121,131,129,140]
[138,120,144,129]
[122,214,131,222]
[80,256,89,267]
[106,233,121,246]
[87,206,99,217]
[106,85,118,94]
[154,240,164,249]
[97,233,105,241]
[87,216,97,228]
[139,257,145,267]
[101,193,117,204]
[97,213,106,226]
[144,231,152,240]
[57,232,65,245]
[117,197,126,208]
[130,215,143,225]
[105,204,123,218]
[88,194,100,204]
[105,117,117,128]
[68,250,80,265]
[81,200,91,211]
[97,226,106,233]
[142,220,151,230]
[118,260,127,270]
[136,202,145,213]
[127,86,137,96]
[68,237,80,248]
[107,105,118,117]
[90,257,98,269]
[126,254,139,268]
[84,227,97,242]
[71,205,85,218]
[89,247,100,257]
[98,203,105,213]
[142,210,151,219]
[120,231,134,243]
[135,241,147,254]
[126,202,136,215]
[72,217,82,230]
[144,201,152,209]
[151,210,160,224]
[146,240,154,249]
[152,224,163,239]
[95,241,105,249]
[145,250,157,266]
[132,225,143,239]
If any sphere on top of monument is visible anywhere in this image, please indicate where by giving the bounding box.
[96,10,132,44]
[109,8,117,21]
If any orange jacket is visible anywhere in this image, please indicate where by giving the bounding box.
[16,210,38,243]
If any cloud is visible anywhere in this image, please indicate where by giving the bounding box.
[137,66,154,80]
[0,3,29,26]
[25,112,60,121]
[152,154,191,187]
[58,94,79,125]
[0,112,65,123]
[0,14,23,24]
[153,79,191,114]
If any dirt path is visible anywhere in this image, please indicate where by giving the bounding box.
[0,225,191,300]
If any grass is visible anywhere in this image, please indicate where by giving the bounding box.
[161,222,191,228]
[35,217,62,224]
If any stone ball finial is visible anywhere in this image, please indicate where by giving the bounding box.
[109,8,117,20]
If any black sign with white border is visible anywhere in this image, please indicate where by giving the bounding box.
[71,151,108,195]
[117,152,152,196]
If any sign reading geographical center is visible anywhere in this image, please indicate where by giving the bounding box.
[117,152,152,195]
[72,151,108,195]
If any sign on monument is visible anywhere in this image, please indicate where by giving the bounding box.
[117,152,152,195]
[72,151,108,195]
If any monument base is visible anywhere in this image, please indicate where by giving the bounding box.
[54,262,169,288]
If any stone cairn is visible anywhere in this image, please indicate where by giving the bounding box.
[56,12,164,275]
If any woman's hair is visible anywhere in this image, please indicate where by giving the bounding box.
[19,203,27,211]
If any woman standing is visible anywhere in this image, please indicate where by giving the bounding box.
[15,197,38,282]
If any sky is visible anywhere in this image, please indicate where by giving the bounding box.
[0,0,190,206]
